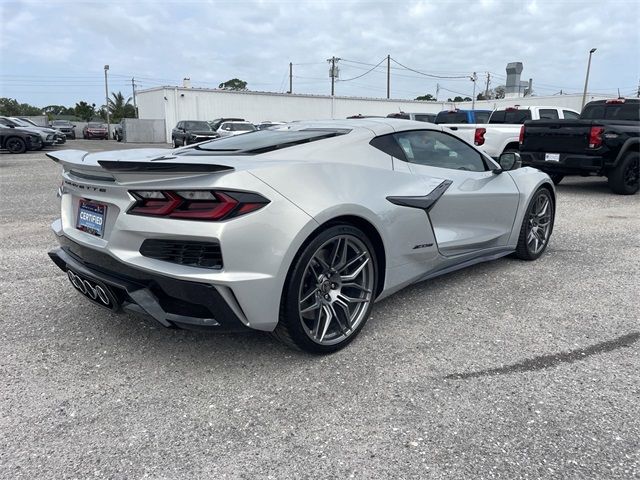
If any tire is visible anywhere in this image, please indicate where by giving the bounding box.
[549,174,564,185]
[514,188,555,261]
[607,152,639,195]
[273,224,378,353]
[173,138,180,148]
[182,137,187,147]
[70,133,76,140]
[5,137,27,154]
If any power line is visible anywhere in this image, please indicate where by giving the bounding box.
[390,58,469,79]
[338,57,387,82]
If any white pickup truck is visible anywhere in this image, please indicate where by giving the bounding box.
[446,106,581,158]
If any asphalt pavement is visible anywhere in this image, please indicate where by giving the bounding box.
[1,140,638,479]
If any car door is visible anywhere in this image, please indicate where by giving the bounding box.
[392,129,520,257]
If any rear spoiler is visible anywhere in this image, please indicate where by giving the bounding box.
[46,150,234,174]
[97,161,234,173]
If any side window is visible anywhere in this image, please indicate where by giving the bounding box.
[393,130,487,172]
[539,109,559,120]
[563,110,580,119]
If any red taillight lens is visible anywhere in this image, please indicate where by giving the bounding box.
[128,190,269,221]
[588,126,604,149]
[519,125,525,144]
[605,98,625,104]
[474,127,486,146]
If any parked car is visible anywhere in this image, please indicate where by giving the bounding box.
[448,106,581,159]
[19,117,66,144]
[209,117,245,131]
[114,122,124,142]
[520,98,639,194]
[346,115,385,119]
[215,121,256,137]
[47,118,555,353]
[387,112,437,123]
[256,121,286,130]
[83,123,108,140]
[172,120,219,147]
[50,120,77,139]
[0,116,56,148]
[0,124,43,153]
[435,109,492,125]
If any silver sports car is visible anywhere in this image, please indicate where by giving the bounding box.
[47,119,555,353]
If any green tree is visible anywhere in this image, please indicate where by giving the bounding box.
[43,105,74,116]
[0,98,42,116]
[494,86,506,99]
[415,93,435,101]
[74,101,96,122]
[107,91,136,122]
[218,78,248,90]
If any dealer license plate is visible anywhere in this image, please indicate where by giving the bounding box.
[77,200,106,237]
[545,153,560,162]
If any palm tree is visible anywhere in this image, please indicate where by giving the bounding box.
[107,92,135,122]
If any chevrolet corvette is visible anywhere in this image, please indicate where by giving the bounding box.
[47,119,555,353]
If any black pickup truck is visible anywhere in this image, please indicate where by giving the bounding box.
[519,98,639,194]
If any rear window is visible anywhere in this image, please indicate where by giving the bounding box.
[581,103,640,121]
[387,113,410,119]
[414,114,435,123]
[489,110,532,124]
[473,112,491,123]
[435,111,468,124]
[563,110,580,119]
[539,109,559,120]
[193,128,350,154]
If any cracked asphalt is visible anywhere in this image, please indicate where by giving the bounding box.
[1,140,638,479]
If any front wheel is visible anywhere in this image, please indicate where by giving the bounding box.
[273,224,378,353]
[608,152,639,195]
[5,137,27,154]
[514,188,555,260]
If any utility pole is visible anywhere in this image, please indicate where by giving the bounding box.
[386,54,390,99]
[581,48,597,109]
[327,56,340,96]
[104,65,111,139]
[471,72,477,110]
[484,72,491,98]
[436,83,440,101]
[131,77,137,118]
[288,62,293,94]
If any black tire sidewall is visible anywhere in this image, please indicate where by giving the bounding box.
[6,137,27,154]
[516,188,555,260]
[280,224,378,353]
[609,152,639,195]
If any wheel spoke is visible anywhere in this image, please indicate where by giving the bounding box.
[318,305,333,342]
[300,288,318,305]
[328,304,349,336]
[341,282,372,294]
[300,299,321,314]
[339,251,366,274]
[338,293,370,305]
[341,257,370,282]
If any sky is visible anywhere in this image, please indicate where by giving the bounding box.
[1,0,639,108]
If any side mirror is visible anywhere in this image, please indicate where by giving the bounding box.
[498,152,521,171]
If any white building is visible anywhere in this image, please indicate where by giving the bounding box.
[136,86,617,142]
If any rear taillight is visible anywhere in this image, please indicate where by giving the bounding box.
[474,127,486,146]
[128,190,269,221]
[588,126,604,149]
[605,98,625,104]
[519,125,525,144]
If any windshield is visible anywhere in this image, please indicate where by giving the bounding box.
[489,110,532,124]
[185,121,212,131]
[230,123,255,131]
[195,128,349,153]
[10,118,31,127]
[88,123,105,128]
[473,111,491,123]
[52,120,70,126]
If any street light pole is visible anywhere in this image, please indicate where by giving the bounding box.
[581,48,597,110]
[104,65,111,139]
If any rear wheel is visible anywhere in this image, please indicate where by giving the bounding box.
[514,188,554,260]
[5,137,27,154]
[549,173,564,185]
[273,224,378,353]
[608,152,639,195]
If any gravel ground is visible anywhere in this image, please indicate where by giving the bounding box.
[1,140,638,479]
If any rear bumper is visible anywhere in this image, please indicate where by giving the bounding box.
[520,152,606,175]
[49,236,249,332]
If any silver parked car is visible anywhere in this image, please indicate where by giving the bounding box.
[47,119,555,353]
[215,121,256,137]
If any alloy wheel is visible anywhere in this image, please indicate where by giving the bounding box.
[624,157,639,188]
[298,234,374,346]
[6,138,25,154]
[527,193,552,255]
